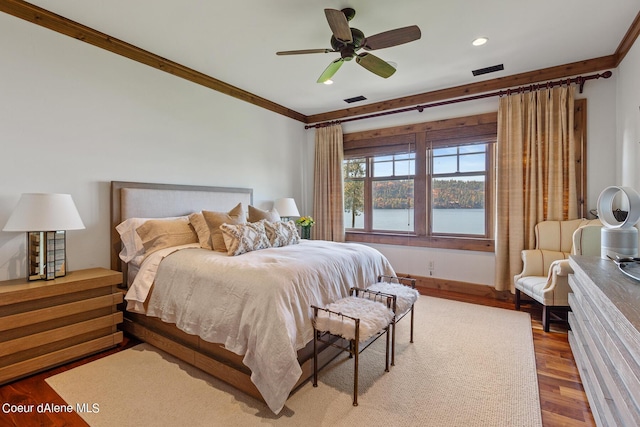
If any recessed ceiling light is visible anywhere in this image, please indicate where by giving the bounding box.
[323,79,334,85]
[472,37,488,46]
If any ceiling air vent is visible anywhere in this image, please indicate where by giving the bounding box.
[472,64,504,76]
[344,95,367,104]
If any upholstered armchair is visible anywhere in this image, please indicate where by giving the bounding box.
[514,219,601,331]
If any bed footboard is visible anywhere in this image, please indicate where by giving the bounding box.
[122,311,344,403]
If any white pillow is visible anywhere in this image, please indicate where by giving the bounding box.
[116,216,188,265]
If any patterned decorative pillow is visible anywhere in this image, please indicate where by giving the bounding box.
[263,220,300,247]
[220,221,271,256]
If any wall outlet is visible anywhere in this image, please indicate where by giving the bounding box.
[428,261,434,276]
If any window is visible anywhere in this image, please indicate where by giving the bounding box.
[344,158,366,229]
[431,143,487,235]
[342,113,497,252]
[344,153,415,232]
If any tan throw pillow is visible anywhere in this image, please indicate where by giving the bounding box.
[136,217,198,258]
[188,212,212,250]
[220,221,270,256]
[203,203,246,252]
[263,220,300,247]
[248,205,281,223]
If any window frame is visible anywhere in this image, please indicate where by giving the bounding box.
[429,140,492,238]
[343,103,588,252]
[343,113,498,252]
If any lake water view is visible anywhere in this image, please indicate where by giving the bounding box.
[345,208,485,235]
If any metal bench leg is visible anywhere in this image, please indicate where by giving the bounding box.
[385,324,390,372]
[353,339,359,406]
[391,318,396,366]
[313,327,318,387]
[410,304,415,343]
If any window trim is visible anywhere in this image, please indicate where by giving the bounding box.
[343,112,498,252]
[343,101,588,251]
[429,141,493,239]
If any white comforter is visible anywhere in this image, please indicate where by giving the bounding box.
[125,240,394,414]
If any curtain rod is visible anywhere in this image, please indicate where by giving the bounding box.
[305,71,613,129]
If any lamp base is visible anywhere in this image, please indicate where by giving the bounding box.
[28,231,67,281]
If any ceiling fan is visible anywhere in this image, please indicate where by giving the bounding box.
[276,8,421,83]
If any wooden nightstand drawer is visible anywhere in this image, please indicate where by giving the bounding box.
[0,268,123,384]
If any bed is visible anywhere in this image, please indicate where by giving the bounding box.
[110,181,395,414]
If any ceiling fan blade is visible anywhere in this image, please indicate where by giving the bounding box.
[356,53,396,78]
[317,58,344,83]
[276,49,334,56]
[324,8,352,43]
[363,25,421,50]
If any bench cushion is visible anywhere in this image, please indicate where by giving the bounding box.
[367,282,419,315]
[315,297,394,342]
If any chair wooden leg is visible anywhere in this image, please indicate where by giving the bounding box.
[515,289,521,311]
[542,305,550,332]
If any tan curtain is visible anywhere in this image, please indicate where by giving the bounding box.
[495,86,578,291]
[313,124,345,242]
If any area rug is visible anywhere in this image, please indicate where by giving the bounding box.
[46,297,542,426]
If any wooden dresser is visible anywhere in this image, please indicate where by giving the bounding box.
[568,256,640,427]
[0,268,123,384]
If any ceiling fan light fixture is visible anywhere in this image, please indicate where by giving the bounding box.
[472,37,488,46]
[277,8,421,82]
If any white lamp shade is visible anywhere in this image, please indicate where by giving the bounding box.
[3,193,85,232]
[274,198,300,218]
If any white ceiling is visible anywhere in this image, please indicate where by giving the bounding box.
[23,0,640,117]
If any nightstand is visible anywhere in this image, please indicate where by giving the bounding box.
[0,268,123,384]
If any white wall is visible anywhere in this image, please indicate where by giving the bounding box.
[304,70,619,285]
[615,36,640,250]
[617,37,640,189]
[0,15,307,280]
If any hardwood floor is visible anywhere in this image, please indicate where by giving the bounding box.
[0,291,594,427]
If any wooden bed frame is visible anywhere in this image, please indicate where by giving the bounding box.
[110,181,341,404]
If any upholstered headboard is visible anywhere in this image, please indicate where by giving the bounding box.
[110,181,253,273]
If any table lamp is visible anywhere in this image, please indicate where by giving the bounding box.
[3,193,85,280]
[274,198,300,221]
